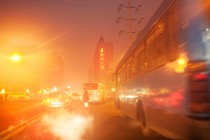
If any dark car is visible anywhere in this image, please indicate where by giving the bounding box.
[43,92,70,109]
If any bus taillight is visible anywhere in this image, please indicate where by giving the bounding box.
[192,72,208,81]
[187,60,210,113]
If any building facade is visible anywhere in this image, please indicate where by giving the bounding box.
[89,36,114,94]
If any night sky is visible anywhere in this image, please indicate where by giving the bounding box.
[0,0,162,92]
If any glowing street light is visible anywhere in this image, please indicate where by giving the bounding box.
[8,53,22,92]
[10,54,21,62]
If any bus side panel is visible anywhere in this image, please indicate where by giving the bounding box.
[141,60,188,138]
[145,106,210,139]
[117,86,137,118]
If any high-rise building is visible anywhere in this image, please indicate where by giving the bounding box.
[90,36,113,85]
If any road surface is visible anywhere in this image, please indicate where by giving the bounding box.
[0,100,169,140]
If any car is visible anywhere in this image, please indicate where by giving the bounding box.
[43,92,70,109]
[70,92,82,102]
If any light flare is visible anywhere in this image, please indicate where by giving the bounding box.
[10,54,21,62]
[29,30,70,53]
[175,56,188,73]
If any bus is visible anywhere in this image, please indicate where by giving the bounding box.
[83,82,107,103]
[114,0,210,139]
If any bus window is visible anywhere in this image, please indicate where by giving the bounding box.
[122,64,127,84]
[134,43,146,75]
[154,31,167,65]
[133,51,139,75]
[166,7,179,60]
[146,21,166,69]
[127,56,134,80]
[118,69,122,86]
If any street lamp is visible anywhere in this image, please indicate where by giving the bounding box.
[9,54,21,92]
[11,54,21,62]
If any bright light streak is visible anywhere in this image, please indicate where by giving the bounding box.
[42,110,94,140]
[28,30,70,53]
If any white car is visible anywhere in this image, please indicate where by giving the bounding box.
[43,92,70,109]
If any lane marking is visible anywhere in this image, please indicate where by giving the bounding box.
[0,113,43,140]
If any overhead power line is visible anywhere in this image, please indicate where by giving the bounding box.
[116,0,144,48]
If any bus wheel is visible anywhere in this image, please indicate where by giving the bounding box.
[137,101,154,138]
[119,103,129,118]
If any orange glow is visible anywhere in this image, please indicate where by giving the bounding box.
[100,53,104,57]
[100,65,104,70]
[100,48,104,53]
[152,89,184,107]
[46,99,51,103]
[11,54,21,62]
[193,72,208,80]
[170,90,184,107]
[1,89,6,94]
[111,87,115,92]
[154,98,164,105]
[175,56,188,73]
[159,88,170,95]
[177,58,186,65]
[190,103,210,113]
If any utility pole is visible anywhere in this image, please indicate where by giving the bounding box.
[116,0,143,48]
[128,0,132,47]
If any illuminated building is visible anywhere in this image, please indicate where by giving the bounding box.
[89,36,113,87]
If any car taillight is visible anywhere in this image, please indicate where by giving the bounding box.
[187,60,210,113]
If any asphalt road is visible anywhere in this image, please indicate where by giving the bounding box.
[0,100,169,140]
[0,100,43,132]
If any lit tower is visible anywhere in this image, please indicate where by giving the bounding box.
[92,36,113,84]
